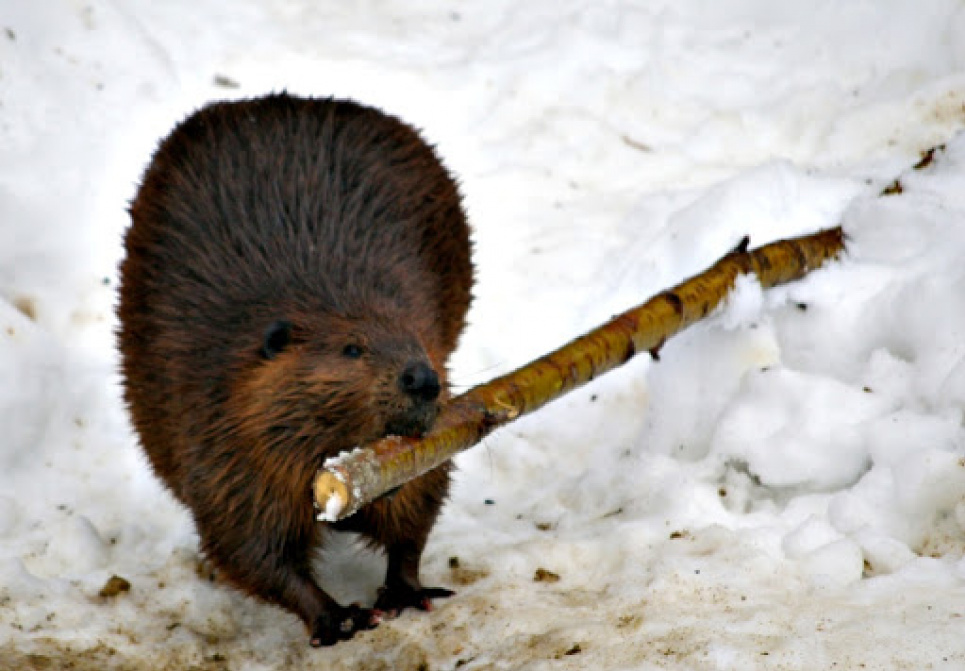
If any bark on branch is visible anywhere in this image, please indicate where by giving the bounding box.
[314,226,847,521]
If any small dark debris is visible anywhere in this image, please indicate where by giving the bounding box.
[5,28,15,41]
[718,487,727,497]
[14,295,37,321]
[669,530,689,540]
[535,522,554,531]
[448,562,488,586]
[213,74,240,89]
[796,302,808,311]
[448,556,461,569]
[602,507,624,518]
[102,277,111,286]
[863,386,873,393]
[617,614,639,628]
[484,498,495,505]
[99,574,131,598]
[694,569,700,575]
[913,145,943,171]
[590,394,598,402]
[166,622,180,631]
[534,568,560,583]
[210,652,227,662]
[564,643,582,656]
[620,134,652,152]
[881,179,903,196]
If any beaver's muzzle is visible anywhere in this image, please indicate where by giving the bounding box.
[384,360,441,437]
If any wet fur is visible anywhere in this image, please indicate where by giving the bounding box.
[117,93,473,645]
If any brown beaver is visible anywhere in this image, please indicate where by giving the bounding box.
[117,93,473,647]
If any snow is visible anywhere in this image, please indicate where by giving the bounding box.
[3,1,965,669]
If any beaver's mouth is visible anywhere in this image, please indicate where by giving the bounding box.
[384,402,438,439]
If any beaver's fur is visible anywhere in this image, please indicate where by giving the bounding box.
[117,93,473,646]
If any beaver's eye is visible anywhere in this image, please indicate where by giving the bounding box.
[261,320,293,360]
[342,343,364,359]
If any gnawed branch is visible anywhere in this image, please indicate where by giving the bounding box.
[314,226,846,521]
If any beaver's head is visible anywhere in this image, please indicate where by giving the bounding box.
[228,308,445,460]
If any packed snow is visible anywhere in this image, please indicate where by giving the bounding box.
[3,1,965,669]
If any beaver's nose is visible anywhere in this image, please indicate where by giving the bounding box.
[399,361,441,401]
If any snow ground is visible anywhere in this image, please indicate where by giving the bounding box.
[3,1,965,669]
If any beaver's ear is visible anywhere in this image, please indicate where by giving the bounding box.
[261,320,293,359]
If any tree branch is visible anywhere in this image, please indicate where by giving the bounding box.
[314,226,847,521]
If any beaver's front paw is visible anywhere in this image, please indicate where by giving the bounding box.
[309,603,380,647]
[374,582,455,618]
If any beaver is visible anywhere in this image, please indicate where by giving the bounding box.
[117,93,473,647]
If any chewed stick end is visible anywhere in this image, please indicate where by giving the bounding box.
[314,469,351,522]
